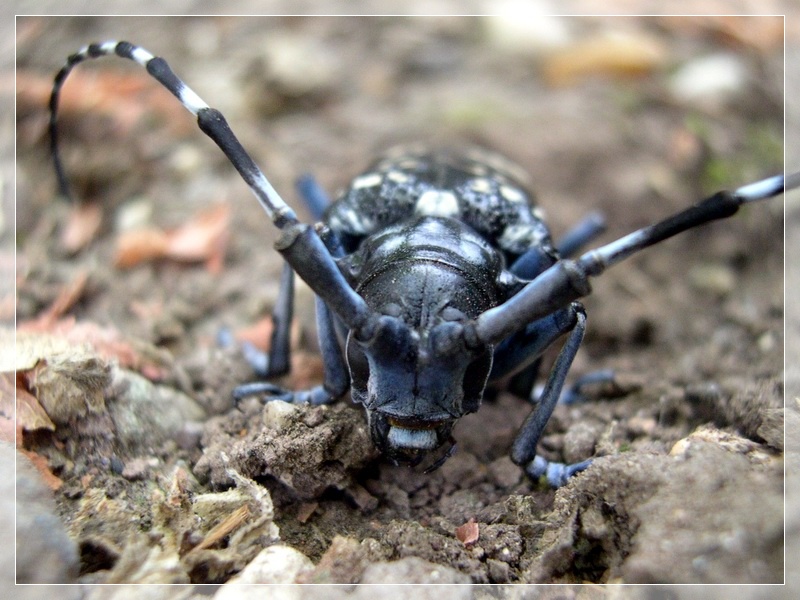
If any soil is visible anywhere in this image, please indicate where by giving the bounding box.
[12,14,788,592]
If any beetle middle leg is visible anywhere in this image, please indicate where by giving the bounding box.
[489,302,593,486]
[508,305,592,487]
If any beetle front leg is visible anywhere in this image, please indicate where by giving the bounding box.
[232,260,295,378]
[510,305,591,487]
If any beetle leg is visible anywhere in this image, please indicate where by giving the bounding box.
[555,211,606,258]
[234,294,349,406]
[295,174,331,222]
[490,305,579,381]
[555,369,616,405]
[510,304,590,487]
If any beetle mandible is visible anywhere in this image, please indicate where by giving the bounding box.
[48,41,797,487]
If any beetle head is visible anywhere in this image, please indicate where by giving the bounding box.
[338,216,513,468]
[346,310,492,468]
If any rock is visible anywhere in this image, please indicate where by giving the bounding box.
[107,367,206,454]
[14,444,80,584]
[215,545,314,590]
[669,53,748,107]
[195,402,377,500]
[359,556,471,586]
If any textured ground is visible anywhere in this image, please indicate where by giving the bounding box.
[10,13,792,597]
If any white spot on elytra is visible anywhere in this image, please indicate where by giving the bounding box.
[386,170,410,183]
[499,224,538,248]
[330,208,373,233]
[500,185,525,203]
[352,173,383,189]
[469,178,493,194]
[415,190,460,218]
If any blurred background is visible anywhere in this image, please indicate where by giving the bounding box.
[5,4,799,595]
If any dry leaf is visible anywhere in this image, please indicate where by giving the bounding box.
[61,202,103,253]
[455,518,480,546]
[660,15,785,53]
[114,227,170,268]
[114,203,230,272]
[541,31,666,87]
[23,271,89,331]
[26,354,111,425]
[16,68,191,136]
[234,317,274,352]
[163,202,230,273]
[19,449,64,491]
[16,321,168,383]
[16,383,56,433]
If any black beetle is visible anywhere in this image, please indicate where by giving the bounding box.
[47,40,796,486]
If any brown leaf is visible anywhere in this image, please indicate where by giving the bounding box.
[541,31,666,87]
[24,271,89,330]
[113,203,230,272]
[234,317,274,352]
[16,382,56,433]
[16,68,191,136]
[26,354,111,425]
[19,449,64,491]
[15,321,164,379]
[61,202,103,253]
[455,518,479,546]
[660,15,785,53]
[113,227,169,268]
[163,202,230,273]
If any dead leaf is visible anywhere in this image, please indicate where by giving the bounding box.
[234,317,274,352]
[659,15,785,53]
[16,320,152,375]
[114,227,170,268]
[16,68,191,136]
[61,202,103,253]
[16,383,56,433]
[26,354,111,425]
[19,449,64,491]
[163,202,230,274]
[541,31,666,87]
[114,203,230,272]
[455,518,479,546]
[23,271,89,330]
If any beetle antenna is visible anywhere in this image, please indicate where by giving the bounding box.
[577,172,797,276]
[49,41,378,338]
[50,41,298,226]
[472,172,796,346]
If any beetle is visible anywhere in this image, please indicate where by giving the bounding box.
[47,41,796,487]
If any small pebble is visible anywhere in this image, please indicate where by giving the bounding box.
[669,53,748,106]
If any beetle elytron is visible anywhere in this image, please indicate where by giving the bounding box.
[48,41,796,487]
